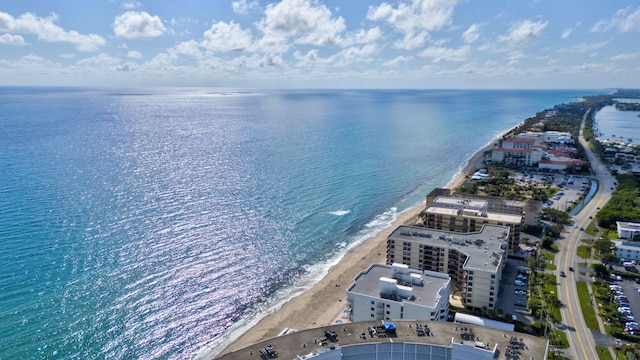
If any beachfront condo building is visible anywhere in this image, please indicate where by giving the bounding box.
[422,188,530,255]
[386,224,508,311]
[346,263,450,323]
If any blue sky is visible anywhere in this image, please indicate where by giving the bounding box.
[1,0,639,88]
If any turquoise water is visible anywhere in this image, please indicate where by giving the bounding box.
[0,88,600,359]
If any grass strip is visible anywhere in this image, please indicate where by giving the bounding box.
[596,346,613,360]
[576,281,599,330]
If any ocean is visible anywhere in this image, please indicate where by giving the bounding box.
[0,88,602,359]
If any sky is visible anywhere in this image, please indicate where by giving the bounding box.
[1,0,639,88]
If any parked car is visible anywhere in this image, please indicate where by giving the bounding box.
[514,300,527,307]
[514,280,525,286]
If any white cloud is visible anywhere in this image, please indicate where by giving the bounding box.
[560,41,609,53]
[0,33,26,46]
[507,50,524,65]
[60,53,75,59]
[384,55,413,66]
[367,0,458,49]
[260,52,284,67]
[232,0,260,14]
[293,44,379,68]
[0,12,105,51]
[609,52,638,61]
[419,45,469,62]
[127,50,142,59]
[121,1,142,10]
[562,21,581,39]
[113,11,166,39]
[294,49,321,67]
[22,53,46,62]
[395,31,429,50]
[75,53,122,69]
[344,27,382,46]
[592,6,640,32]
[201,21,253,52]
[499,20,548,46]
[173,40,203,58]
[331,44,379,65]
[257,0,347,47]
[117,62,138,71]
[462,23,481,43]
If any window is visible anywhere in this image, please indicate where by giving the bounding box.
[491,274,496,279]
[371,314,375,318]
[468,271,474,275]
[371,307,374,311]
[490,291,494,296]
[386,304,390,308]
[386,311,390,315]
[371,301,375,304]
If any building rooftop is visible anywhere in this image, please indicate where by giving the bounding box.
[214,320,548,360]
[425,204,522,224]
[389,224,509,273]
[346,264,450,307]
[432,197,488,210]
[617,221,640,229]
[613,240,640,249]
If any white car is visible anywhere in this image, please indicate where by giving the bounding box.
[514,280,525,286]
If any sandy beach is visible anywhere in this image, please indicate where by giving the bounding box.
[214,139,496,357]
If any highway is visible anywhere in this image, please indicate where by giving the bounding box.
[555,108,616,359]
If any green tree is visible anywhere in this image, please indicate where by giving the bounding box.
[591,263,609,278]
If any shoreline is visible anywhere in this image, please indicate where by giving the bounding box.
[207,131,502,359]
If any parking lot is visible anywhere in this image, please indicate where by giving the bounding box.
[496,259,531,320]
[610,279,640,335]
[511,172,591,211]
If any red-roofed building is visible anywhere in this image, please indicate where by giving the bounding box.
[491,132,583,170]
[538,157,585,171]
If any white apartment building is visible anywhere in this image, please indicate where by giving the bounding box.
[490,137,545,167]
[613,240,640,261]
[422,191,523,255]
[346,263,450,323]
[617,221,640,240]
[387,224,509,311]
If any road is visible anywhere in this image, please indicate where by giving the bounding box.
[555,108,616,359]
